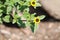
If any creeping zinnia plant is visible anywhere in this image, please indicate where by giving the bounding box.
[0,0,45,33]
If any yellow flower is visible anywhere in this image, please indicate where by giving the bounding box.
[30,0,36,7]
[33,17,40,24]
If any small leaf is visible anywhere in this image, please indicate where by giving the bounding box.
[3,15,11,23]
[7,6,12,14]
[34,24,38,33]
[17,5,20,10]
[36,3,42,7]
[19,1,24,5]
[23,2,30,6]
[0,18,3,24]
[39,15,46,20]
[31,14,36,20]
[17,18,26,28]
[13,13,20,19]
[0,4,3,8]
[26,21,30,27]
[9,0,14,6]
[24,8,29,12]
[13,0,19,3]
[26,0,30,2]
[12,19,17,24]
[6,0,9,2]
[0,9,3,17]
[23,10,30,20]
[30,22,35,32]
[0,9,3,13]
[0,13,3,17]
[19,5,28,12]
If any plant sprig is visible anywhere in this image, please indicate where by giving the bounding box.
[0,0,45,33]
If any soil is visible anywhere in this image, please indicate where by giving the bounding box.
[0,22,60,40]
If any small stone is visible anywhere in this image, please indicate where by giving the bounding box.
[58,26,60,29]
[44,35,49,39]
[0,30,11,35]
[8,39,11,40]
[29,36,34,39]
[48,23,53,28]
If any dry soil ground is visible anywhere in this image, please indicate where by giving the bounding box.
[0,22,60,40]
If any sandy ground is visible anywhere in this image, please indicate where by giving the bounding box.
[0,22,60,40]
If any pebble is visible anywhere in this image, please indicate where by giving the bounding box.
[44,35,49,39]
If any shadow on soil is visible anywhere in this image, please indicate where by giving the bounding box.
[3,22,20,28]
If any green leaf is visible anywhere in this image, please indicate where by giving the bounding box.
[18,1,24,5]
[9,0,15,6]
[30,22,38,33]
[25,21,30,27]
[19,5,28,12]
[5,0,10,5]
[34,24,38,33]
[0,9,3,17]
[3,15,11,23]
[39,15,46,20]
[26,0,30,2]
[0,9,3,13]
[6,0,9,2]
[13,0,20,3]
[30,22,35,32]
[17,5,20,10]
[13,13,20,19]
[12,19,17,24]
[31,13,36,20]
[5,0,14,6]
[0,4,3,8]
[24,8,29,12]
[12,13,20,24]
[0,13,2,17]
[23,2,30,6]
[23,13,30,20]
[7,6,12,14]
[23,10,30,20]
[36,3,42,7]
[17,18,26,28]
[0,18,3,24]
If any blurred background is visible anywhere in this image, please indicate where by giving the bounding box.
[0,0,60,40]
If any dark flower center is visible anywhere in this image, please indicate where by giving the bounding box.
[36,19,39,22]
[32,2,35,4]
